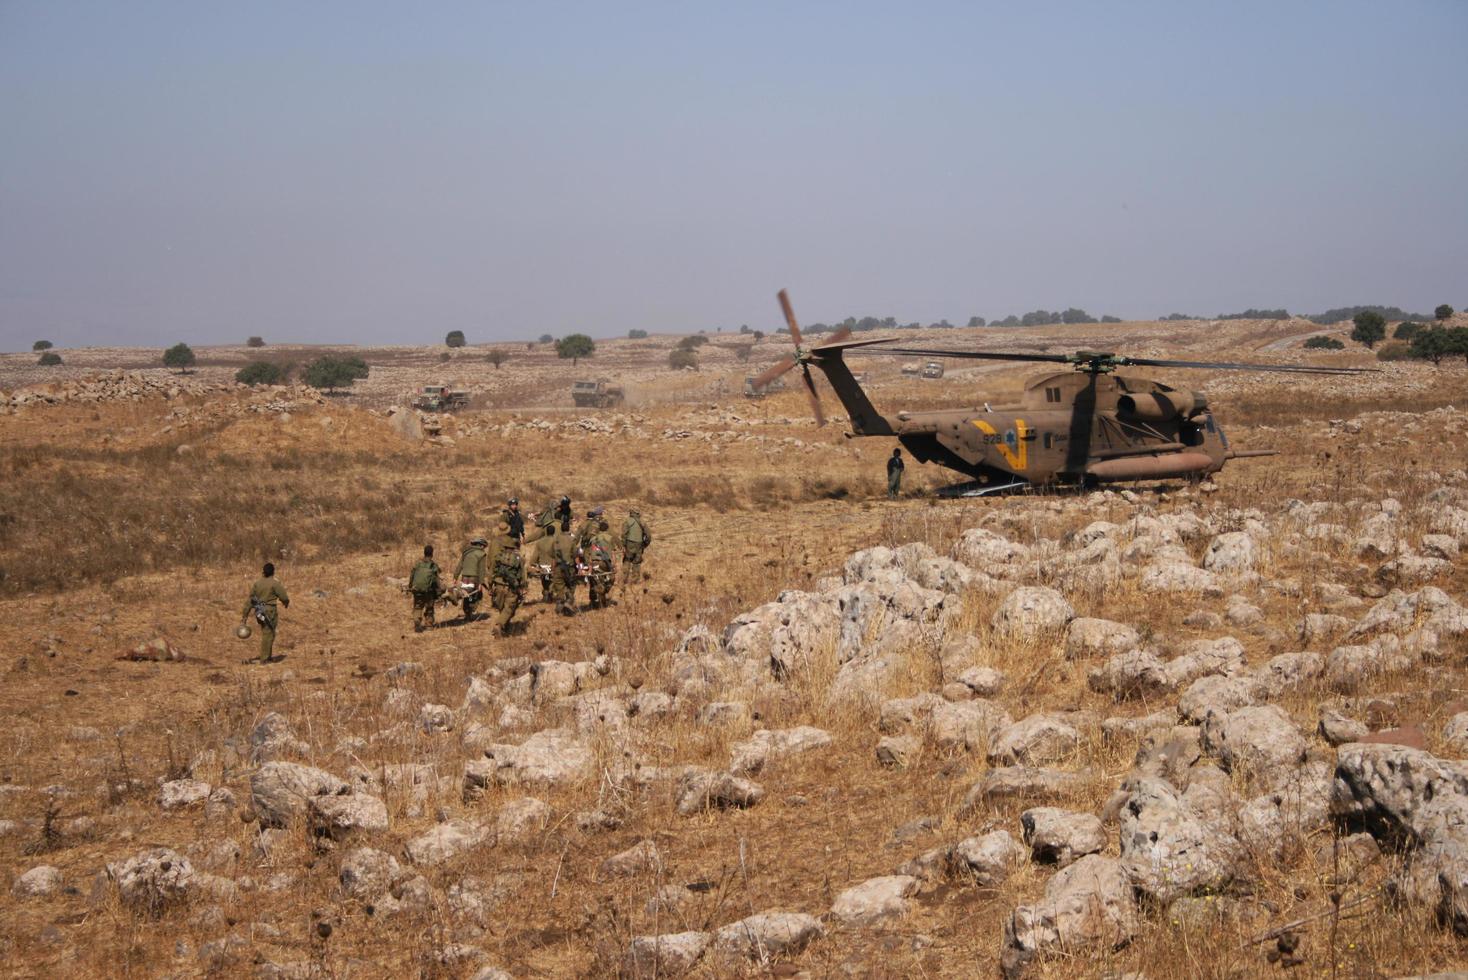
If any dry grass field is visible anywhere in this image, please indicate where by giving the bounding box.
[2,317,1467,978]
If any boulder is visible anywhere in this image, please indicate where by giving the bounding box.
[878,693,945,734]
[965,767,1089,808]
[404,819,488,866]
[475,729,594,789]
[949,830,1026,886]
[108,848,198,915]
[876,735,921,769]
[989,714,1083,767]
[1064,618,1141,660]
[1201,704,1307,788]
[1235,760,1333,858]
[250,762,349,827]
[11,865,62,898]
[955,665,1007,696]
[829,875,918,926]
[601,840,662,877]
[932,699,1014,753]
[1202,532,1257,574]
[495,798,552,842]
[1162,636,1246,689]
[957,529,1029,569]
[1139,562,1220,595]
[1325,642,1412,692]
[625,932,710,975]
[1118,778,1242,903]
[1318,709,1370,746]
[1087,648,1170,700]
[1178,674,1260,723]
[728,726,832,774]
[248,712,309,762]
[159,778,212,810]
[676,770,765,816]
[712,911,823,962]
[308,793,389,841]
[1444,713,1468,756]
[1020,807,1105,867]
[991,587,1075,636]
[1000,855,1139,979]
[339,846,402,900]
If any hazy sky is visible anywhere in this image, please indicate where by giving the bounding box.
[2,1,1465,349]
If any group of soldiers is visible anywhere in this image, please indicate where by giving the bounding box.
[236,499,651,664]
[406,496,653,636]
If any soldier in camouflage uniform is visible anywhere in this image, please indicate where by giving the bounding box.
[550,516,580,616]
[488,522,526,635]
[621,509,651,584]
[575,506,604,548]
[586,518,616,608]
[240,562,290,664]
[525,508,558,603]
[407,544,441,632]
[455,537,489,621]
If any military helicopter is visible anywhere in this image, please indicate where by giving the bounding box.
[752,290,1375,494]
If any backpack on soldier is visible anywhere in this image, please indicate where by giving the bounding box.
[493,552,526,590]
[624,516,648,547]
[409,560,439,594]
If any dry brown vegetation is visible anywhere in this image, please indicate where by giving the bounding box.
[2,319,1467,977]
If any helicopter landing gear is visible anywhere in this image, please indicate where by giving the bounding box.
[937,478,1032,498]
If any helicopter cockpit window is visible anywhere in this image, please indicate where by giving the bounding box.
[1180,421,1204,446]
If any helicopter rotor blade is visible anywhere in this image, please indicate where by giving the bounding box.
[854,347,1073,363]
[751,356,797,390]
[1113,356,1378,375]
[801,363,826,427]
[778,288,803,349]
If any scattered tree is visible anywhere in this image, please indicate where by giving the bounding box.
[1100,315,1123,323]
[739,324,752,334]
[1394,321,1421,341]
[734,344,753,362]
[677,335,708,350]
[37,351,62,366]
[236,361,284,385]
[1061,308,1097,324]
[1217,308,1289,320]
[32,340,53,351]
[967,316,986,328]
[752,330,765,341]
[445,330,467,348]
[1303,336,1345,350]
[1310,305,1428,326]
[1350,310,1387,349]
[1437,304,1456,322]
[1159,313,1196,321]
[1409,327,1451,365]
[538,333,554,344]
[628,328,649,339]
[556,333,595,365]
[303,355,369,391]
[486,349,507,369]
[246,336,265,348]
[438,352,451,362]
[162,342,197,371]
[668,349,698,370]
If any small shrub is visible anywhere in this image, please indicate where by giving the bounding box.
[37,351,62,366]
[677,335,708,351]
[1376,341,1412,362]
[445,330,466,348]
[538,333,554,344]
[486,349,507,369]
[303,355,368,390]
[1436,304,1455,321]
[668,349,698,370]
[162,342,196,370]
[32,340,53,351]
[246,336,265,348]
[628,329,648,339]
[235,361,284,385]
[1303,336,1345,350]
[438,352,451,362]
[556,334,595,363]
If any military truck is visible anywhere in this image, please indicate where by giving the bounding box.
[921,361,945,379]
[571,379,625,408]
[413,385,470,411]
[743,375,788,398]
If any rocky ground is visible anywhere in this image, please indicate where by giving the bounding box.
[2,319,1468,978]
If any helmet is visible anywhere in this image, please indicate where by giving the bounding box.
[471,537,487,547]
[507,497,518,505]
[235,624,252,640]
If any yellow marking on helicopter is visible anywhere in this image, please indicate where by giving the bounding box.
[972,418,1029,470]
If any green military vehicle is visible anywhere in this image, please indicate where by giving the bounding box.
[412,385,470,411]
[571,379,625,408]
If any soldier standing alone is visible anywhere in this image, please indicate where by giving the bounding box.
[502,498,525,544]
[887,447,905,499]
[240,562,290,664]
[408,545,441,633]
[621,508,651,584]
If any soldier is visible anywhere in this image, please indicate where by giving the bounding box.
[887,447,905,498]
[525,509,558,602]
[621,508,652,584]
[407,544,441,633]
[550,515,580,616]
[239,562,290,664]
[586,518,616,609]
[488,521,526,635]
[455,536,489,621]
[502,497,525,544]
[575,506,605,548]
